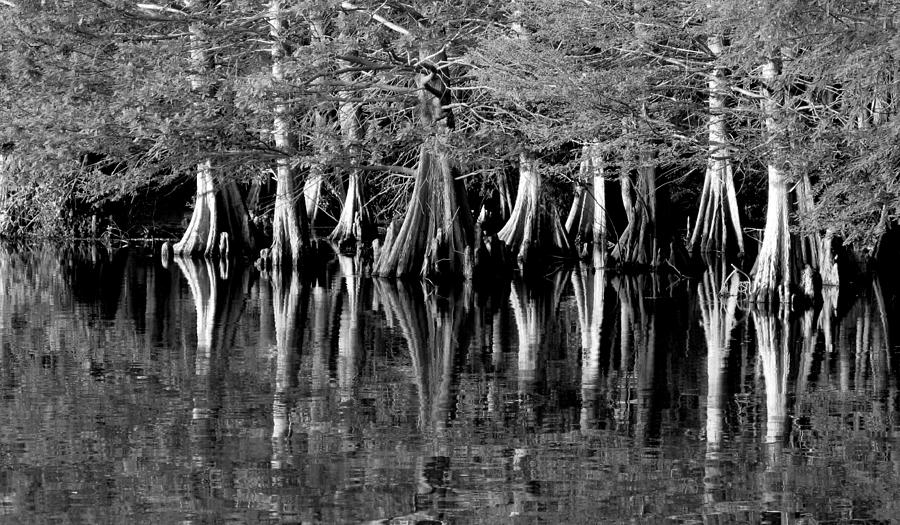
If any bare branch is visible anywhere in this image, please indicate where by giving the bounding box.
[135,3,187,16]
[341,1,411,36]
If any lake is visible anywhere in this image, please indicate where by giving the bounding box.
[0,244,897,523]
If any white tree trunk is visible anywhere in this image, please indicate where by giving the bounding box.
[330,89,372,247]
[565,143,607,268]
[268,0,309,267]
[373,48,475,279]
[174,0,253,258]
[690,34,744,256]
[612,155,657,267]
[498,153,571,272]
[750,56,792,304]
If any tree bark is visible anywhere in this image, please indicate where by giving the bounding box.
[174,167,254,258]
[174,0,253,258]
[269,167,309,268]
[611,154,657,267]
[0,153,10,234]
[373,48,476,280]
[750,56,793,304]
[267,0,310,267]
[497,153,571,274]
[303,15,330,228]
[303,168,324,227]
[329,77,374,249]
[795,172,839,287]
[690,34,744,256]
[497,170,513,223]
[565,143,607,268]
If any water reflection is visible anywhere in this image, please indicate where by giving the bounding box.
[572,264,609,433]
[2,244,900,522]
[697,261,741,514]
[270,268,309,458]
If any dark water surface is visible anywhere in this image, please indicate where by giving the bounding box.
[1,244,899,524]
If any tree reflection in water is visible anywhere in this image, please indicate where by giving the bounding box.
[510,269,567,391]
[269,267,309,462]
[336,253,365,404]
[374,278,473,520]
[175,256,249,520]
[618,274,663,446]
[698,259,741,511]
[3,245,900,522]
[571,263,609,433]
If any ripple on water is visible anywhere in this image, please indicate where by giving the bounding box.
[0,247,899,522]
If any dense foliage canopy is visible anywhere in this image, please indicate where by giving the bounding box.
[1,0,899,285]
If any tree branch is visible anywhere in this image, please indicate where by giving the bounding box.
[341,1,411,36]
[135,3,188,16]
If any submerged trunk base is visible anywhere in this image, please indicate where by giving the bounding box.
[374,143,475,281]
[498,154,572,275]
[174,169,254,259]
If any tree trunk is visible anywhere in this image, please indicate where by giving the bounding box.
[565,143,607,268]
[795,172,839,287]
[613,4,662,269]
[690,34,744,256]
[330,83,374,249]
[270,167,309,267]
[497,170,513,223]
[330,169,370,249]
[0,153,10,234]
[303,16,330,228]
[267,0,310,267]
[750,56,793,304]
[303,169,324,227]
[590,149,608,269]
[565,184,591,246]
[373,48,476,280]
[750,165,792,304]
[497,153,571,274]
[175,0,253,259]
[174,168,254,258]
[611,154,657,267]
